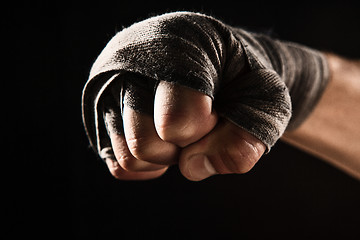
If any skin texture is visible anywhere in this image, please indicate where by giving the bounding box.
[105,53,360,181]
[105,81,266,181]
[282,53,360,180]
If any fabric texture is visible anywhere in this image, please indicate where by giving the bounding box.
[82,12,329,159]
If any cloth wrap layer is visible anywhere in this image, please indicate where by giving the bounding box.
[82,12,329,160]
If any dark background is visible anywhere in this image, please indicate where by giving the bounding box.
[6,1,360,239]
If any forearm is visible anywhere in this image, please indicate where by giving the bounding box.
[282,53,360,180]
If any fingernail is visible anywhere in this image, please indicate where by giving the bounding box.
[187,154,217,181]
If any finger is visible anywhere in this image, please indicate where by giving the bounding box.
[103,101,168,172]
[179,119,266,181]
[105,158,168,181]
[122,105,180,166]
[109,131,169,172]
[154,81,218,147]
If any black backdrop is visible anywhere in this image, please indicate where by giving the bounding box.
[6,1,360,239]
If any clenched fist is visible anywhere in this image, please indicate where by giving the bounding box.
[82,12,329,181]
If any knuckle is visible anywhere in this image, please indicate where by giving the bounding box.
[117,153,165,172]
[156,112,194,145]
[116,153,136,172]
[125,135,177,165]
[154,81,215,147]
[155,110,214,147]
[107,161,123,180]
[221,138,261,174]
[110,138,139,171]
[126,136,153,161]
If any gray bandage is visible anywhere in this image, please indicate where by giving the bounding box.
[82,12,329,159]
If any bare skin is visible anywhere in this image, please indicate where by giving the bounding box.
[105,53,360,181]
[282,53,360,180]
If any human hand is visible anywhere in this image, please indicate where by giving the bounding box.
[82,12,328,181]
[104,80,265,181]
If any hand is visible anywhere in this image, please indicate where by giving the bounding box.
[104,81,266,181]
[84,12,328,181]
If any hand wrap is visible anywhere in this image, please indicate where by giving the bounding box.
[82,12,329,159]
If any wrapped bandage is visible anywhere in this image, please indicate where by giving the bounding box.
[82,12,329,159]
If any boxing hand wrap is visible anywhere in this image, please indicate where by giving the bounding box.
[82,12,329,159]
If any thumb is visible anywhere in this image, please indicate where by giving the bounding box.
[179,120,266,181]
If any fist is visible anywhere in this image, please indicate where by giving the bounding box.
[82,12,295,181]
[103,81,266,181]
